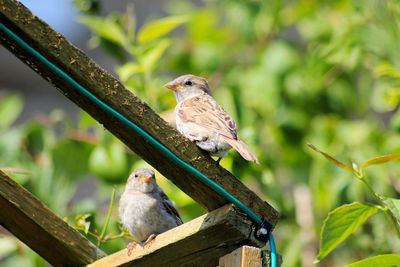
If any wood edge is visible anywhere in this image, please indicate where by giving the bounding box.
[0,171,106,265]
[88,204,262,267]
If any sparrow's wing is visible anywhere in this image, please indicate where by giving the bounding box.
[178,94,260,165]
[178,94,238,139]
[157,189,183,225]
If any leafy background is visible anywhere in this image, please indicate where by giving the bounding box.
[1,0,400,266]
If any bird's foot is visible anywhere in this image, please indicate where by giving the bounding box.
[188,134,207,142]
[126,241,138,256]
[143,234,157,246]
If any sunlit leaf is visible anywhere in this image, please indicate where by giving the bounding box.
[116,62,145,82]
[137,16,187,43]
[0,94,23,131]
[307,143,353,172]
[140,38,171,71]
[381,196,400,227]
[361,154,400,168]
[346,254,400,267]
[371,82,400,112]
[373,62,400,79]
[79,16,126,47]
[75,214,91,234]
[315,202,378,262]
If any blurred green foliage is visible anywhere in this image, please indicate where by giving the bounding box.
[1,0,400,266]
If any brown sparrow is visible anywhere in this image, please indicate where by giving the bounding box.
[119,168,183,254]
[165,74,260,165]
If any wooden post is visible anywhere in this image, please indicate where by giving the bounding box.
[219,246,263,267]
[0,0,279,226]
[88,204,264,267]
[220,246,282,267]
[0,171,106,266]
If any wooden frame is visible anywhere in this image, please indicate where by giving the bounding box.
[0,0,278,225]
[89,205,264,267]
[0,0,280,265]
[0,171,105,266]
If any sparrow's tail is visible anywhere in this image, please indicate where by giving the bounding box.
[221,136,260,165]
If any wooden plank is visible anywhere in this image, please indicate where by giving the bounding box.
[0,171,106,266]
[0,0,279,226]
[219,246,263,267]
[88,204,264,267]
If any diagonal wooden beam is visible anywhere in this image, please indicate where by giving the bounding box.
[0,171,106,266]
[0,0,279,226]
[88,204,264,267]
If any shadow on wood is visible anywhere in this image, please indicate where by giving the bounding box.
[88,204,264,267]
[0,171,106,266]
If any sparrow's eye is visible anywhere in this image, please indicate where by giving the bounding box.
[134,174,138,178]
[184,80,192,86]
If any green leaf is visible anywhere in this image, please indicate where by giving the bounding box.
[96,37,127,62]
[374,62,400,79]
[116,62,145,82]
[307,143,353,172]
[88,142,128,183]
[75,214,91,234]
[137,16,187,44]
[361,154,400,168]
[140,38,171,71]
[0,94,23,131]
[78,111,98,130]
[52,139,95,180]
[72,0,100,14]
[25,122,47,152]
[315,202,378,262]
[346,254,400,267]
[79,16,126,47]
[381,196,400,226]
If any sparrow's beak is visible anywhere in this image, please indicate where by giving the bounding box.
[164,80,183,91]
[140,174,153,183]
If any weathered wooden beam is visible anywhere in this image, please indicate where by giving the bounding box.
[88,204,264,267]
[0,0,279,226]
[219,246,283,267]
[219,246,263,267]
[0,171,106,266]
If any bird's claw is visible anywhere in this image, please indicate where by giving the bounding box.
[143,233,157,246]
[127,241,138,256]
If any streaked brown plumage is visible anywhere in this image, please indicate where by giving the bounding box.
[119,168,183,254]
[165,74,260,165]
